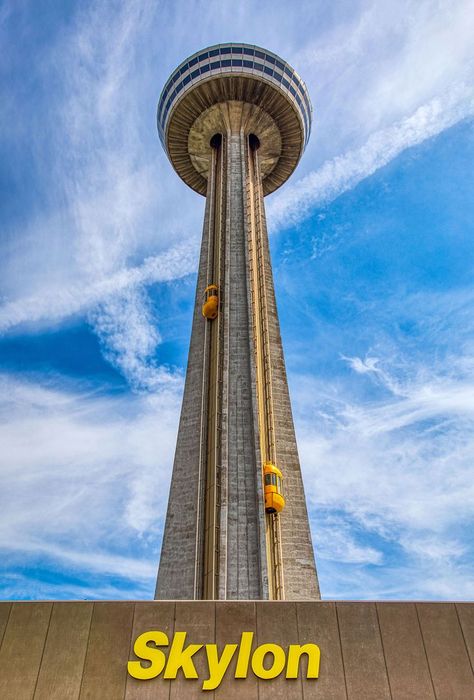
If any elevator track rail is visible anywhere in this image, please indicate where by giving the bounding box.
[246,137,285,600]
[200,136,225,599]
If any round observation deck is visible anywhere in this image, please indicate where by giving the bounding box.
[157,43,312,196]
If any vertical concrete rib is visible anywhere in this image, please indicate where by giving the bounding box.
[202,138,224,600]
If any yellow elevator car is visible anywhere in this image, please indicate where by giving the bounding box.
[202,284,219,320]
[264,462,285,514]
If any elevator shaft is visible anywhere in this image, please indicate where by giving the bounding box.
[199,129,284,600]
[202,136,225,600]
[246,139,285,600]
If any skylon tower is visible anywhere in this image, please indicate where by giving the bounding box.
[156,44,319,601]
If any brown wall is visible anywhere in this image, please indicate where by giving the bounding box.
[0,601,472,699]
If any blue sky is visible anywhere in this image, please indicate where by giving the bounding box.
[1,0,473,601]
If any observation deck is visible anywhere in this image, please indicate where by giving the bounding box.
[157,43,312,196]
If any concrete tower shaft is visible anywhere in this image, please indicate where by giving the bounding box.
[156,44,319,601]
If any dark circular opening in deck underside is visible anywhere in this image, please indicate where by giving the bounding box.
[210,133,222,148]
[249,133,260,150]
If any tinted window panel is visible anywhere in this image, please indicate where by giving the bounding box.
[221,59,231,67]
[189,57,198,67]
[209,48,219,57]
[221,46,231,54]
[255,50,265,59]
[233,46,243,53]
[263,66,273,76]
[254,62,264,71]
[243,60,253,68]
[232,59,243,66]
[191,69,200,79]
[198,52,208,61]
[210,61,220,69]
[266,54,276,64]
[243,47,254,55]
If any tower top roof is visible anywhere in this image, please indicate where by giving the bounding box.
[157,43,313,196]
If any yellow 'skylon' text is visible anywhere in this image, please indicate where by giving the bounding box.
[127,630,320,690]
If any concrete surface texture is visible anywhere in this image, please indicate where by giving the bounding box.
[0,600,472,699]
[156,44,319,601]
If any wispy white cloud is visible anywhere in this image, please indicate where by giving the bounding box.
[268,85,474,229]
[0,373,182,598]
[295,351,474,599]
[292,0,474,158]
[268,0,474,227]
[89,284,190,392]
[51,2,197,388]
[4,541,157,583]
[0,1,201,389]
[313,514,383,566]
[0,241,196,333]
[341,355,380,375]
